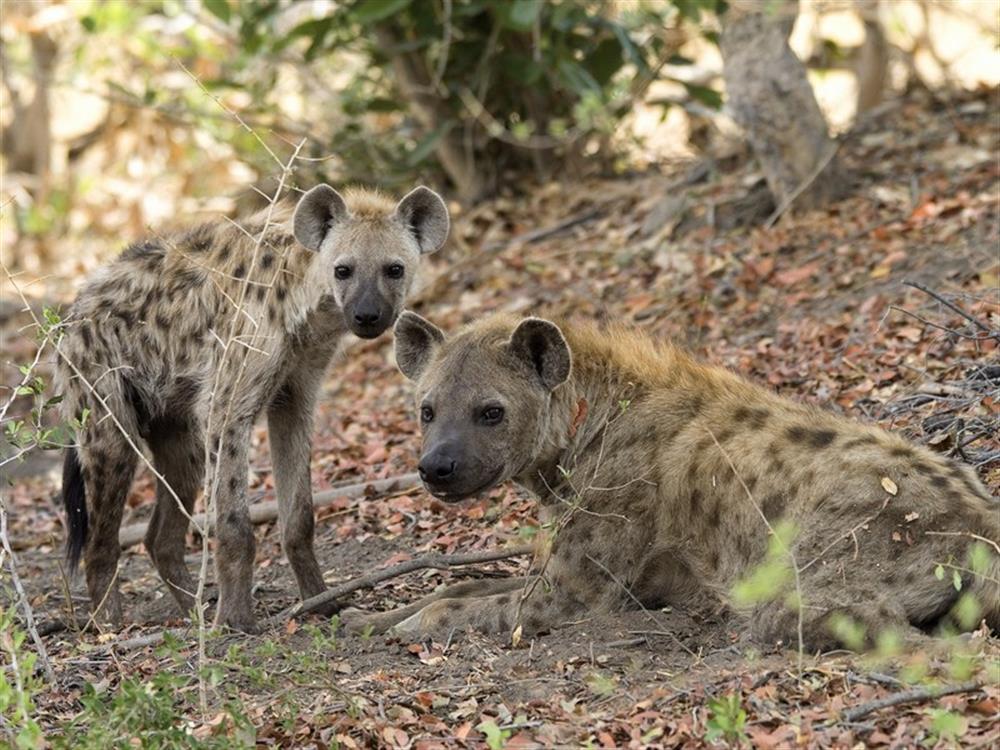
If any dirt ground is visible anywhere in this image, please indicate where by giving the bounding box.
[3,86,999,747]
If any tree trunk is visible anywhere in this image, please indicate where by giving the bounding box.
[374,26,485,203]
[855,1,888,115]
[719,0,843,213]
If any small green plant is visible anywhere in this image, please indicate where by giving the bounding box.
[0,606,44,750]
[53,670,254,749]
[477,719,512,750]
[704,693,748,745]
[732,520,797,607]
[925,708,968,746]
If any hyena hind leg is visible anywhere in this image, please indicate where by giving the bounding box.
[144,421,205,617]
[81,432,140,627]
[342,577,531,635]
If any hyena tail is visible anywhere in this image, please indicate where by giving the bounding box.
[63,447,87,571]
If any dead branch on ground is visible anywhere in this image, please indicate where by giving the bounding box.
[841,681,983,722]
[117,473,419,549]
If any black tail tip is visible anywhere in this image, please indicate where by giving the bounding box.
[62,448,87,571]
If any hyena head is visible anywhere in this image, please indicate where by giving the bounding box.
[394,312,571,500]
[292,185,449,338]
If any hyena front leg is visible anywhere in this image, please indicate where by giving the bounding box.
[392,571,594,639]
[267,370,329,609]
[205,410,259,633]
[342,577,531,635]
[144,419,204,616]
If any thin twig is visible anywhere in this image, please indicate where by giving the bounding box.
[0,500,54,682]
[841,681,983,722]
[764,141,841,228]
[267,545,533,627]
[904,280,1000,343]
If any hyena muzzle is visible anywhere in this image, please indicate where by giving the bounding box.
[343,312,999,650]
[58,184,449,632]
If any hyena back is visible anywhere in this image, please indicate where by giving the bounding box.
[58,185,449,632]
[345,312,999,650]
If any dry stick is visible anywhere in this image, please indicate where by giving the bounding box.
[116,473,419,549]
[267,545,533,627]
[904,280,1000,344]
[924,531,1000,556]
[0,501,54,682]
[841,681,984,723]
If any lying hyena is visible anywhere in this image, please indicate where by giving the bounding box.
[57,185,449,632]
[344,312,999,649]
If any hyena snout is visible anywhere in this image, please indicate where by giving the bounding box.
[345,290,394,339]
[417,440,503,501]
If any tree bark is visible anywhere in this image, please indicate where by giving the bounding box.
[374,26,485,203]
[719,0,844,213]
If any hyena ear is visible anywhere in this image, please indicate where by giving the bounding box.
[394,186,450,255]
[394,311,446,381]
[293,184,350,252]
[508,318,571,391]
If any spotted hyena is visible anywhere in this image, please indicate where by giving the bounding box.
[57,185,449,632]
[344,312,999,649]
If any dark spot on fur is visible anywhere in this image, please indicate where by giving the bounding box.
[762,494,785,519]
[228,477,237,492]
[525,615,543,632]
[714,429,733,444]
[121,239,165,264]
[233,263,246,280]
[217,246,231,262]
[261,252,274,270]
[787,426,836,449]
[745,474,758,491]
[155,313,170,329]
[930,475,948,489]
[276,286,287,302]
[890,446,913,458]
[255,286,266,302]
[227,443,238,459]
[733,407,750,423]
[710,552,720,570]
[709,502,721,529]
[843,435,878,450]
[447,600,463,611]
[79,323,93,348]
[688,489,701,516]
[268,307,277,323]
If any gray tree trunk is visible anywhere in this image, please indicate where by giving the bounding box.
[720,0,844,213]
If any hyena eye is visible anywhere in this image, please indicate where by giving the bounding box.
[334,265,352,280]
[385,264,405,279]
[420,405,434,423]
[482,406,504,425]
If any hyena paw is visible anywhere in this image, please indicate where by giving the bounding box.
[213,607,260,635]
[340,607,379,634]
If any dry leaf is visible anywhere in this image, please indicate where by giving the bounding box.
[880,477,898,495]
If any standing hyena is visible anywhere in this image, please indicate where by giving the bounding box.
[57,185,449,632]
[344,312,999,650]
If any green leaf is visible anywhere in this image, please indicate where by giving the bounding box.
[952,568,963,591]
[80,15,97,32]
[497,0,543,31]
[350,0,412,26]
[681,81,723,109]
[935,563,946,580]
[583,37,625,87]
[204,0,231,24]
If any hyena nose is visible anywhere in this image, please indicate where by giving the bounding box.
[418,454,456,483]
[354,310,381,326]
